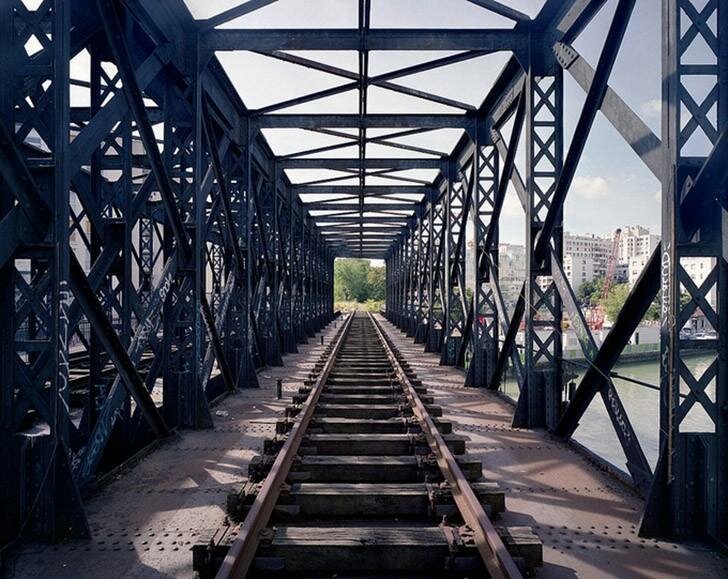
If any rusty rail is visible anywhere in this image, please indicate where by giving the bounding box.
[368,312,524,579]
[215,312,354,579]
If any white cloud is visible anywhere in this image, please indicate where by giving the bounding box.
[641,99,662,118]
[502,191,524,217]
[653,190,662,203]
[573,176,610,200]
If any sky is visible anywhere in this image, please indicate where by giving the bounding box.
[171,1,666,247]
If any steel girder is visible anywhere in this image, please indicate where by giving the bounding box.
[640,0,728,545]
[383,0,726,547]
[0,0,724,553]
[413,204,430,344]
[0,0,334,546]
[440,161,470,367]
[424,187,447,354]
[518,69,565,430]
[202,28,530,53]
[0,0,89,543]
[465,142,499,389]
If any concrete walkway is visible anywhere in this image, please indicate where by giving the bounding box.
[7,321,341,579]
[7,313,726,578]
[376,314,727,579]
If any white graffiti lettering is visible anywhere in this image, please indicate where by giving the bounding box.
[57,281,71,414]
[607,386,631,441]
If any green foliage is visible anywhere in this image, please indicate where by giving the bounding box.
[645,290,693,321]
[599,283,630,322]
[582,278,695,324]
[334,299,383,313]
[367,267,386,301]
[334,258,386,304]
[577,276,605,305]
[363,299,383,312]
[334,259,370,302]
[645,294,660,321]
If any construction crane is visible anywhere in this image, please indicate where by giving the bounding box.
[590,228,622,330]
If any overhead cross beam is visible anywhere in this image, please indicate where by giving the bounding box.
[307,203,416,211]
[256,114,473,129]
[202,28,530,53]
[280,158,445,170]
[464,0,531,22]
[253,48,486,114]
[293,185,429,195]
[198,0,279,31]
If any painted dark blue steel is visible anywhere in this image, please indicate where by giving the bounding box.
[0,0,724,553]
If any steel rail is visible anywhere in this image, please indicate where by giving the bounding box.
[368,312,524,579]
[215,312,354,579]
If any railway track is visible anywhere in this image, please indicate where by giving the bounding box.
[193,312,542,578]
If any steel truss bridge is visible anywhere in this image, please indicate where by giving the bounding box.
[0,0,726,554]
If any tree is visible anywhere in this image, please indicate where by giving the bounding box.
[600,283,630,322]
[334,259,371,302]
[577,276,605,305]
[646,290,693,321]
[367,266,386,301]
[645,293,660,321]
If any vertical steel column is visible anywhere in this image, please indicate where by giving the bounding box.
[519,65,564,429]
[114,20,135,445]
[283,183,297,352]
[210,245,224,313]
[138,214,154,307]
[392,242,399,325]
[243,128,262,381]
[302,215,313,337]
[86,44,110,440]
[310,229,318,329]
[277,174,294,353]
[0,0,88,541]
[384,254,390,316]
[400,227,410,331]
[408,209,423,337]
[418,192,434,343]
[403,230,410,330]
[641,0,727,543]
[292,199,305,343]
[192,36,211,419]
[441,160,468,366]
[325,245,334,321]
[224,135,258,388]
[385,247,393,320]
[267,169,282,364]
[401,227,411,330]
[467,138,499,388]
[313,230,321,329]
[414,203,429,343]
[388,243,396,323]
[426,185,446,353]
[0,4,14,533]
[397,238,405,328]
[161,46,211,429]
[406,217,419,337]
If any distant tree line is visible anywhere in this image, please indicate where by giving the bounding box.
[334,259,385,303]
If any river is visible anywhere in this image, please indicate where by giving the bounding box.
[501,353,716,472]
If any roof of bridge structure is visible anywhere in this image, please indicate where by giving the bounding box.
[184,0,549,259]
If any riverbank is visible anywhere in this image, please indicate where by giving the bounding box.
[562,344,710,364]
